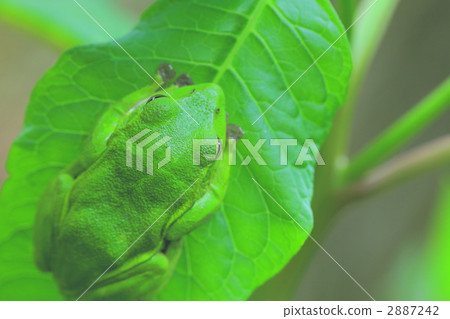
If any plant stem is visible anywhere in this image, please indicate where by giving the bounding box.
[343,76,450,183]
[340,135,450,203]
[332,0,400,178]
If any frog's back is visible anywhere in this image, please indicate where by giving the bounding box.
[51,92,219,290]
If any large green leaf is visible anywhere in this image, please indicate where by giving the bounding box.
[0,0,351,300]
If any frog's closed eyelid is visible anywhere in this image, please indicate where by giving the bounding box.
[146,94,167,104]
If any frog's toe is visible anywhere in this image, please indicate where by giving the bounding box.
[158,63,176,83]
[175,74,194,87]
[226,123,244,140]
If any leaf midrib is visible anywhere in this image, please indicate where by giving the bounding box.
[212,0,269,83]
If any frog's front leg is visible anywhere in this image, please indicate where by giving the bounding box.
[34,173,73,271]
[166,155,230,240]
[78,63,178,170]
[78,240,183,301]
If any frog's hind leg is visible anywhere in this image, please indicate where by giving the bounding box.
[78,240,183,301]
[34,173,74,272]
[165,151,230,241]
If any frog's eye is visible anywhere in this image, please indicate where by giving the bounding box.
[146,94,167,104]
[215,108,221,114]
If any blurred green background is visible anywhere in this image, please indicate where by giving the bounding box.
[0,0,449,300]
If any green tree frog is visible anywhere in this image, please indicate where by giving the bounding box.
[33,64,230,300]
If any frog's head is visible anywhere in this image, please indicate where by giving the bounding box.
[146,83,226,137]
[131,83,227,169]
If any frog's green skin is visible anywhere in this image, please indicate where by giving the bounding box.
[33,79,229,300]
